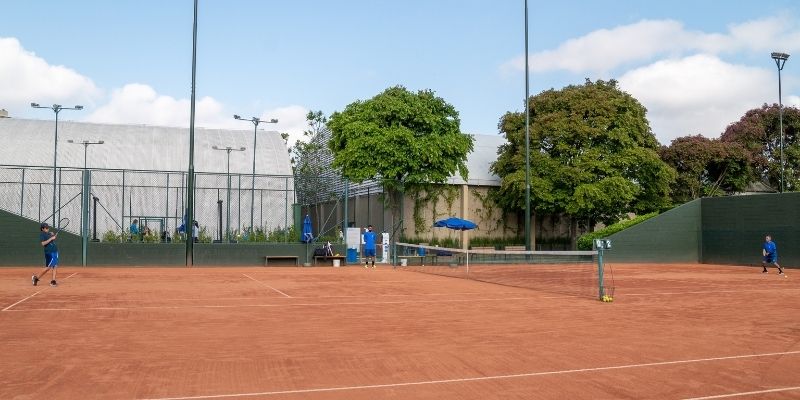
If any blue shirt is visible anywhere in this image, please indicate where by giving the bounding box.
[363,231,377,250]
[40,232,57,254]
[130,223,140,235]
[763,241,777,257]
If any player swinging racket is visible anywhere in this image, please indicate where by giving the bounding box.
[33,222,59,287]
[761,235,784,276]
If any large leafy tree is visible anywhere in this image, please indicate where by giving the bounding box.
[328,86,474,229]
[492,79,675,245]
[719,104,800,191]
[659,135,751,203]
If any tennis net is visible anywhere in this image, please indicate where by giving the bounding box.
[394,242,602,299]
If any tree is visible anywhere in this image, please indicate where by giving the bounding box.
[659,135,752,203]
[291,111,340,230]
[720,104,800,191]
[491,79,675,246]
[328,86,474,232]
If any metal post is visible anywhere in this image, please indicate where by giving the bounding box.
[81,169,90,266]
[598,246,605,300]
[284,177,289,243]
[524,0,532,251]
[20,168,25,216]
[217,199,223,242]
[92,196,99,241]
[233,115,277,233]
[31,103,83,224]
[186,0,199,266]
[771,52,790,193]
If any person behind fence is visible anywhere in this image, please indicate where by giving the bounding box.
[161,230,171,243]
[130,219,140,241]
[192,221,199,243]
[32,223,59,287]
[363,225,378,269]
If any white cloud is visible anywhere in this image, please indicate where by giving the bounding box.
[0,37,101,111]
[618,55,773,144]
[261,105,310,149]
[85,83,224,128]
[502,16,800,74]
[85,83,311,148]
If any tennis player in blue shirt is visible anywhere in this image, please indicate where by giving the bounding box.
[33,222,59,286]
[761,235,784,276]
[363,225,378,269]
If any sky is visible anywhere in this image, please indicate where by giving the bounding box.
[2,0,800,147]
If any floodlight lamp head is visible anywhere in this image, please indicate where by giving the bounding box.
[771,52,790,61]
[212,145,220,150]
[98,140,104,144]
[238,147,246,151]
[233,114,241,120]
[74,105,83,110]
[269,118,278,123]
[67,139,75,143]
[30,102,39,108]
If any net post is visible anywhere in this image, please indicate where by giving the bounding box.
[597,244,605,300]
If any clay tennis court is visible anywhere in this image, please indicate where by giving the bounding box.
[1,263,798,399]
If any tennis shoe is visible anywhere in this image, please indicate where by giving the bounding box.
[32,275,38,286]
[50,280,57,287]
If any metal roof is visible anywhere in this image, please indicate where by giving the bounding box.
[0,118,292,175]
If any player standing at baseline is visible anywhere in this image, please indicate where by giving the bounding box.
[762,235,784,276]
[33,222,59,287]
[363,225,378,269]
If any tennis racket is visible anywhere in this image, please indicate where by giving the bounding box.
[53,217,70,234]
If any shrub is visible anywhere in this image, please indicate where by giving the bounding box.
[577,212,659,250]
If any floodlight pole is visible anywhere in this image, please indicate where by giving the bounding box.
[524,0,532,250]
[771,52,790,193]
[31,103,83,225]
[234,114,278,233]
[212,145,246,242]
[186,0,198,266]
[68,139,103,267]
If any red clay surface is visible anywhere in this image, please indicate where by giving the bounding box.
[0,263,798,400]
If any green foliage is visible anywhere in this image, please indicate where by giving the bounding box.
[577,211,659,250]
[198,227,213,244]
[328,86,474,220]
[102,230,125,243]
[720,104,800,191]
[491,79,675,226]
[659,135,752,203]
[400,235,461,249]
[408,184,459,235]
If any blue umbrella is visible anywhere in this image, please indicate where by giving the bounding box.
[301,214,313,243]
[433,217,478,270]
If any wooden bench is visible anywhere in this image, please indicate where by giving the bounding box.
[471,246,495,251]
[504,245,526,251]
[313,255,346,266]
[263,255,299,266]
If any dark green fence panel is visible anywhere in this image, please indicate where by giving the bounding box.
[701,193,799,267]
[88,243,185,266]
[0,209,81,266]
[606,199,702,263]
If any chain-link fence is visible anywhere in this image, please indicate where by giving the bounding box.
[0,164,305,244]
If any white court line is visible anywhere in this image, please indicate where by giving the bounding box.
[137,350,800,400]
[242,274,291,298]
[624,287,800,297]
[4,296,541,312]
[681,386,800,399]
[1,272,78,312]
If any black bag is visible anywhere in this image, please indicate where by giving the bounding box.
[313,248,327,257]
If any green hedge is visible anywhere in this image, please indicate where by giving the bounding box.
[577,212,659,250]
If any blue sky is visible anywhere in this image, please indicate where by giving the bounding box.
[2,0,799,146]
